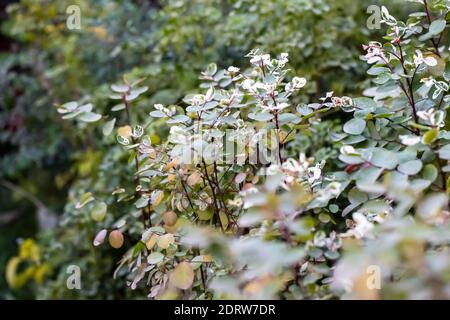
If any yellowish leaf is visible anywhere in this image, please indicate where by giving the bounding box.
[146,233,159,250]
[117,125,132,137]
[187,170,202,187]
[157,233,175,249]
[151,190,164,208]
[169,262,194,290]
[162,211,178,226]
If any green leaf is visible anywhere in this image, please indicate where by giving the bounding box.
[102,118,116,136]
[343,118,366,135]
[439,144,450,160]
[61,110,82,119]
[367,66,390,76]
[318,213,331,223]
[356,167,383,187]
[308,248,323,259]
[132,242,145,257]
[166,115,191,124]
[324,251,340,260]
[206,63,217,76]
[135,196,149,209]
[249,112,274,121]
[149,110,166,118]
[59,101,78,112]
[423,128,438,144]
[147,252,164,264]
[111,84,130,93]
[422,163,438,181]
[370,149,398,169]
[279,113,300,124]
[76,192,95,209]
[78,103,93,113]
[446,176,450,195]
[131,86,148,96]
[353,97,377,110]
[79,112,102,122]
[198,210,214,221]
[429,19,446,35]
[111,103,125,111]
[328,204,339,213]
[91,201,107,222]
[398,160,423,175]
[339,153,365,165]
[348,187,368,204]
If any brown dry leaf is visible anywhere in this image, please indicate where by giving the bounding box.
[187,171,202,187]
[145,233,159,250]
[278,129,287,142]
[164,224,177,233]
[169,261,194,290]
[151,190,164,208]
[117,125,132,137]
[163,158,179,172]
[243,274,273,296]
[167,174,176,182]
[352,270,380,300]
[108,230,124,249]
[162,211,178,226]
[196,254,213,263]
[157,233,175,249]
[203,255,213,262]
[187,170,202,187]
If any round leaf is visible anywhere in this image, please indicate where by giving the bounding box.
[102,118,116,136]
[170,262,194,290]
[79,112,102,122]
[343,118,366,135]
[370,149,398,169]
[439,144,450,160]
[398,160,423,175]
[91,201,107,222]
[429,19,446,35]
[147,252,164,264]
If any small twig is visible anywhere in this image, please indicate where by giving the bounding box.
[201,159,225,232]
[122,95,151,227]
[423,0,442,57]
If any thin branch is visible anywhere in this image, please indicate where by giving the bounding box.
[423,0,442,57]
[201,159,225,232]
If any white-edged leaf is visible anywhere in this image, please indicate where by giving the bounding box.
[111,84,130,93]
[79,112,102,122]
[76,192,95,209]
[111,103,125,111]
[147,252,164,264]
[429,19,446,35]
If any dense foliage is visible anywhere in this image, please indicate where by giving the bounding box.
[2,0,450,300]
